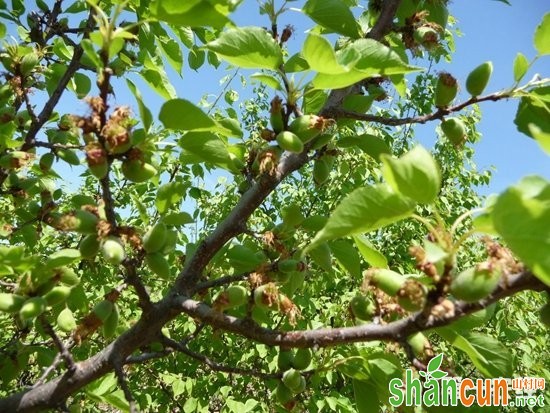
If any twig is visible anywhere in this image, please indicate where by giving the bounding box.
[123,259,153,312]
[39,316,76,374]
[161,336,279,379]
[329,93,510,126]
[193,273,249,294]
[114,364,138,413]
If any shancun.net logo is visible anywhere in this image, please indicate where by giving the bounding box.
[388,354,546,409]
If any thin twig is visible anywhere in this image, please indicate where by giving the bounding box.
[39,316,76,374]
[161,336,280,379]
[114,364,138,413]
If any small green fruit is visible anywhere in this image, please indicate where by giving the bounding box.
[102,304,119,338]
[292,348,312,370]
[254,283,280,311]
[397,279,427,312]
[43,286,72,307]
[93,300,114,323]
[291,376,306,394]
[288,114,325,143]
[19,296,47,320]
[101,236,125,265]
[226,285,248,308]
[282,369,302,390]
[146,253,171,279]
[466,61,493,97]
[121,159,157,182]
[73,210,99,234]
[277,350,295,370]
[142,222,168,253]
[407,332,428,357]
[450,265,501,302]
[276,131,304,153]
[275,381,294,404]
[441,117,467,146]
[278,259,300,273]
[89,161,108,180]
[79,234,100,259]
[0,293,26,313]
[57,307,77,332]
[414,26,439,50]
[19,52,39,76]
[369,268,406,296]
[58,267,80,286]
[350,294,376,321]
[434,72,458,108]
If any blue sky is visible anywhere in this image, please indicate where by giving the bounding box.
[8,1,550,197]
[131,0,550,196]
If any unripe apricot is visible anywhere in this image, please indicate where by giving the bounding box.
[434,72,458,108]
[225,285,248,308]
[369,268,405,296]
[43,286,72,307]
[57,307,77,332]
[275,381,294,404]
[19,296,47,320]
[276,131,304,153]
[441,117,467,146]
[278,350,294,370]
[407,332,429,357]
[288,114,325,143]
[121,159,157,182]
[142,222,168,253]
[466,61,492,97]
[79,234,100,259]
[0,293,26,313]
[93,300,114,323]
[450,265,501,302]
[101,236,125,265]
[350,294,376,321]
[282,369,302,390]
[292,348,312,370]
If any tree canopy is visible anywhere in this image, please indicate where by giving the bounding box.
[0,0,549,412]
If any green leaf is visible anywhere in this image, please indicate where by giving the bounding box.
[338,134,391,162]
[313,39,422,89]
[178,131,234,171]
[226,245,264,273]
[126,79,153,132]
[302,34,346,74]
[188,47,206,71]
[437,328,514,378]
[492,175,550,286]
[513,52,529,82]
[158,35,183,75]
[139,67,176,100]
[302,0,361,38]
[381,145,441,204]
[45,249,81,269]
[353,235,388,268]
[353,380,379,413]
[205,27,283,70]
[534,12,550,55]
[151,0,232,28]
[529,124,550,156]
[159,99,217,131]
[308,242,332,272]
[156,182,186,213]
[71,73,91,99]
[284,53,309,73]
[163,212,193,226]
[308,184,416,251]
[0,22,6,39]
[515,88,550,137]
[250,73,283,90]
[329,240,361,278]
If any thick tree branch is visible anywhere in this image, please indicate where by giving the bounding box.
[172,271,543,348]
